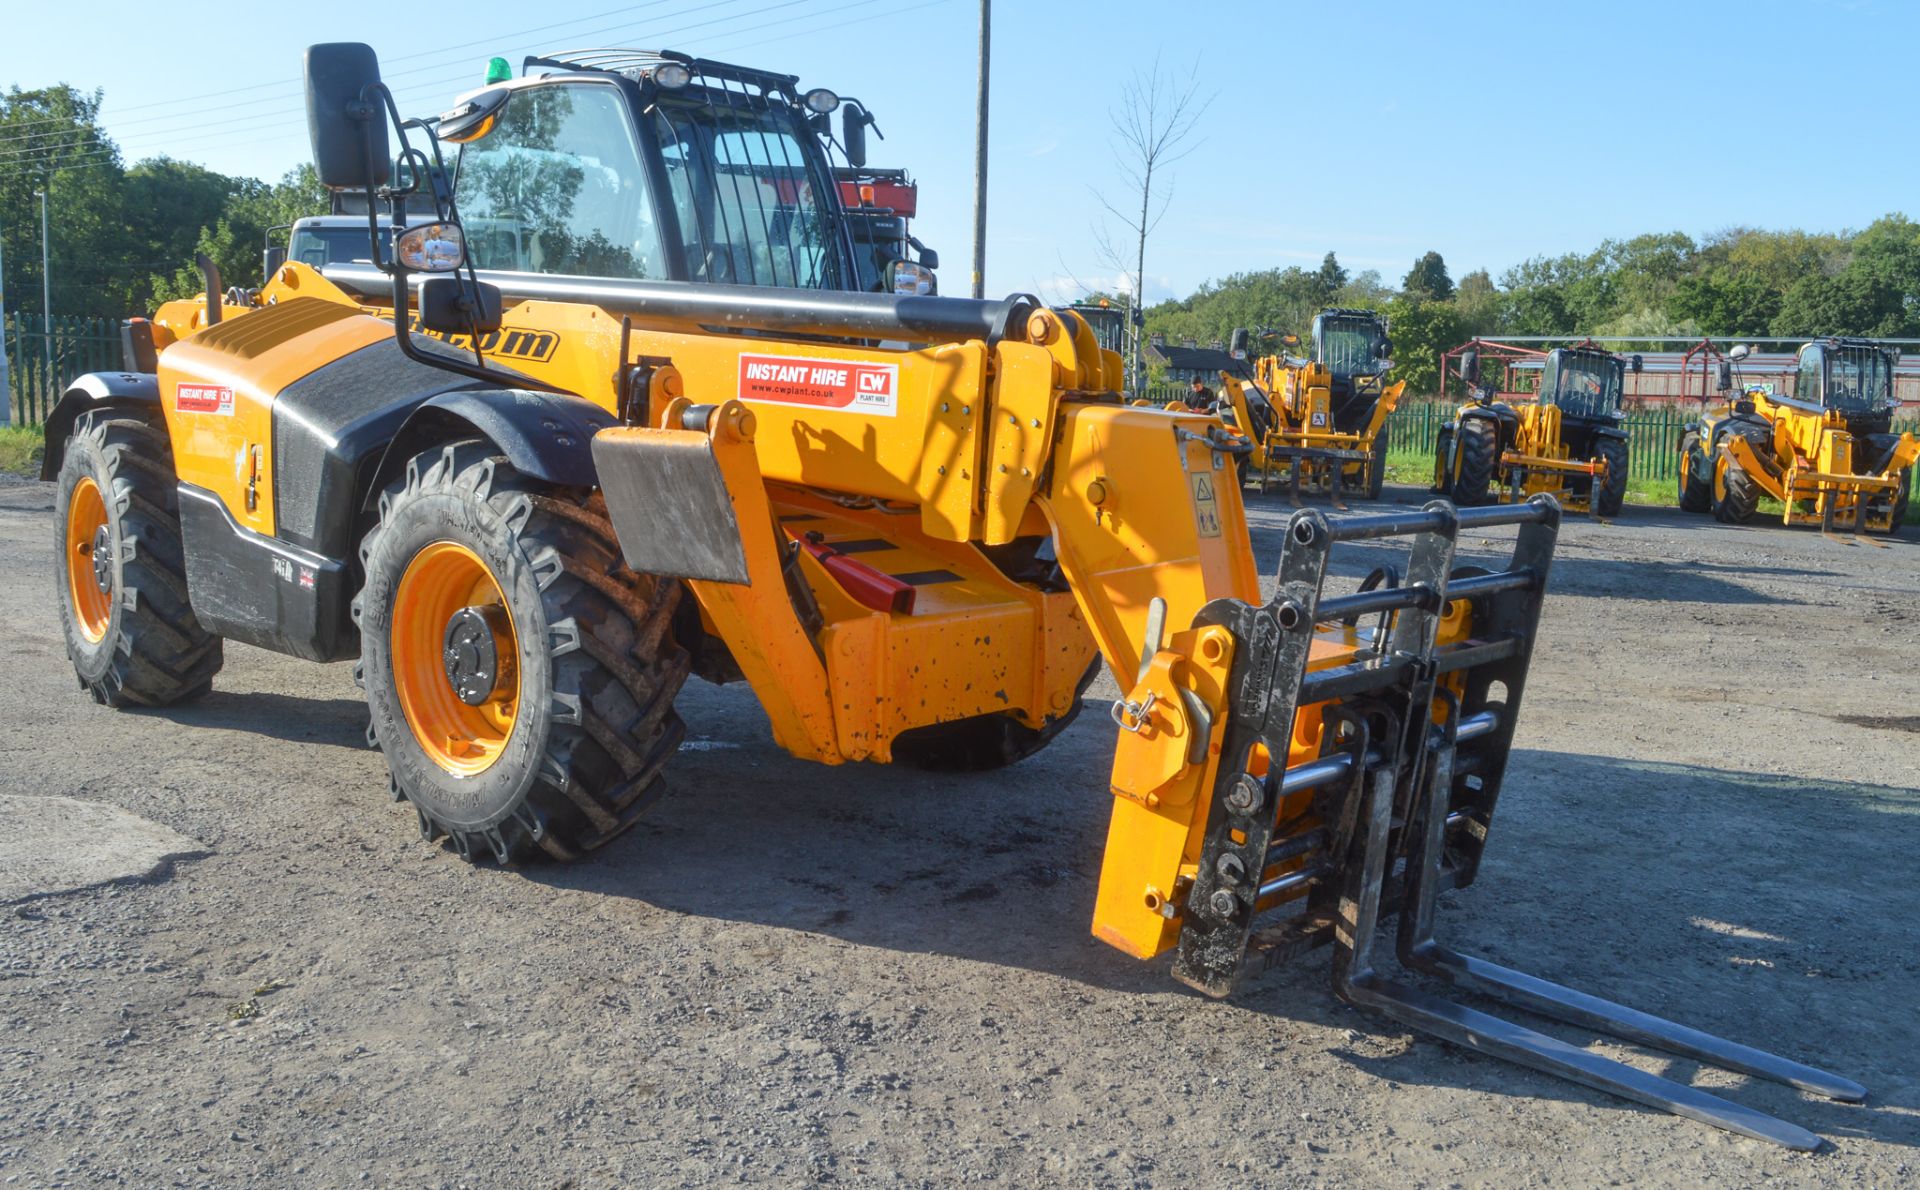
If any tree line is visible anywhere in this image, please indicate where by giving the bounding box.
[1,85,327,322]
[1138,220,1920,395]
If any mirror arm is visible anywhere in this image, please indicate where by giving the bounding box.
[345,78,565,395]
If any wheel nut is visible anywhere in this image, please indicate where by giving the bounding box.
[1209,889,1238,919]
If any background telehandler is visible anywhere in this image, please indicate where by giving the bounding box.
[1433,343,1633,517]
[1217,310,1405,503]
[1681,339,1914,536]
[35,42,1861,1148]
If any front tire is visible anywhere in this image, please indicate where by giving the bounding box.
[355,441,690,863]
[1450,418,1499,506]
[1594,438,1629,517]
[1870,468,1910,536]
[1711,438,1761,525]
[1363,443,1387,500]
[54,410,223,706]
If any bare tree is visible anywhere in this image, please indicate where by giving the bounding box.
[1093,59,1213,386]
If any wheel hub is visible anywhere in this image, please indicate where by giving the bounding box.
[90,525,113,593]
[442,605,510,706]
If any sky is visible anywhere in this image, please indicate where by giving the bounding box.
[3,0,1913,305]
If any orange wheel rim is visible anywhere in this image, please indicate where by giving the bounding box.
[65,476,112,643]
[390,541,520,777]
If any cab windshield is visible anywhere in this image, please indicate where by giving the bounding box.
[451,79,851,289]
[1543,351,1621,418]
[1826,346,1892,412]
[1315,316,1385,379]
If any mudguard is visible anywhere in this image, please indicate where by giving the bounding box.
[364,390,619,511]
[38,372,161,481]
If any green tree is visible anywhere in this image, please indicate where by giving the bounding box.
[0,85,130,318]
[1453,269,1503,338]
[1402,251,1453,302]
[1382,297,1463,396]
[1314,252,1347,301]
[1771,273,1906,338]
[1667,272,1780,336]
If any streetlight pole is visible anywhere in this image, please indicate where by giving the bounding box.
[35,188,53,382]
[969,0,989,300]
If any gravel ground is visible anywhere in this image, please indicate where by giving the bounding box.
[1,468,1916,1188]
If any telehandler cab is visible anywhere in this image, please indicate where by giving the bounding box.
[1434,343,1633,517]
[1216,310,1406,504]
[1681,340,1914,536]
[39,43,1863,1147]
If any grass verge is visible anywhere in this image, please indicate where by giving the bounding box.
[0,425,44,477]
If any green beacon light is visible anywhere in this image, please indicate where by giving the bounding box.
[484,56,512,85]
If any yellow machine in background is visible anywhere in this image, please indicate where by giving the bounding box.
[1683,340,1915,536]
[1433,344,1632,517]
[34,42,1867,1149]
[1217,310,1405,503]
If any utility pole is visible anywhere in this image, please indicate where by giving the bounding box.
[0,224,10,427]
[969,0,989,299]
[36,188,53,382]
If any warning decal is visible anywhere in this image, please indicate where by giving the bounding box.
[1189,471,1223,538]
[738,353,899,417]
[176,383,235,416]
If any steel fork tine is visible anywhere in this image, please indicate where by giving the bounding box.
[1334,774,1829,1151]
[1398,739,1866,1105]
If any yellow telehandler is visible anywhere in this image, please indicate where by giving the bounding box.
[1681,340,1915,536]
[36,43,1862,1147]
[1433,342,1633,517]
[1216,311,1406,504]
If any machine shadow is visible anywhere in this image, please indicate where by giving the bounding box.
[530,678,1920,1146]
[131,691,371,750]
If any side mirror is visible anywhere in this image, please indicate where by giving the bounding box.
[1281,332,1300,347]
[1728,343,1751,361]
[1631,353,1643,374]
[1716,360,1733,392]
[263,245,287,280]
[1459,348,1480,384]
[418,277,503,336]
[913,242,939,271]
[886,259,936,297]
[395,222,467,273]
[1229,328,1250,357]
[843,105,868,169]
[1376,336,1393,359]
[305,42,390,190]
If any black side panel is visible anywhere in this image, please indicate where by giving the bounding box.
[272,336,501,558]
[178,483,355,663]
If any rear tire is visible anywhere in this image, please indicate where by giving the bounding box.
[1449,418,1498,506]
[1678,432,1712,513]
[54,410,223,707]
[1594,438,1629,517]
[1711,437,1761,524]
[355,441,690,863]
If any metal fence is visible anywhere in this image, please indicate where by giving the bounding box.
[4,313,123,427]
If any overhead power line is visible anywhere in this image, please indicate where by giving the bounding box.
[0,0,952,175]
